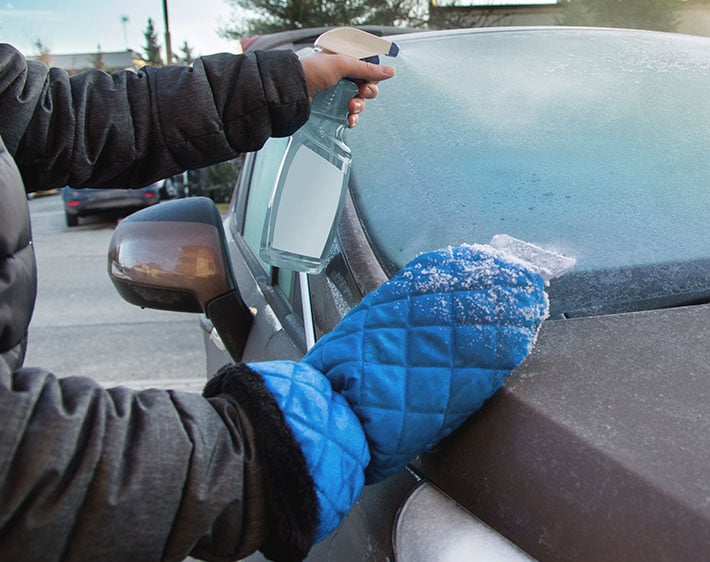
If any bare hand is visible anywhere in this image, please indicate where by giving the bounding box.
[300,52,395,128]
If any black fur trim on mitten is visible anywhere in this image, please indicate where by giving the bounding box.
[203,362,318,562]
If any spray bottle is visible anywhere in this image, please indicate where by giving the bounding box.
[260,27,399,273]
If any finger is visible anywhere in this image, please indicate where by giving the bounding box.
[358,83,379,100]
[348,96,365,115]
[348,113,359,128]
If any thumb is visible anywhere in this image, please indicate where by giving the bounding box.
[340,56,396,83]
[300,52,395,98]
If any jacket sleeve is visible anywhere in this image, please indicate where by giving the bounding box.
[0,43,310,191]
[0,365,316,562]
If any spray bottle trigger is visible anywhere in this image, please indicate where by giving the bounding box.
[314,27,399,62]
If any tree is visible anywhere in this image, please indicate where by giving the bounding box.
[557,0,681,32]
[219,0,426,39]
[92,45,108,71]
[187,159,242,203]
[174,41,196,65]
[143,18,164,65]
[428,6,514,29]
[34,40,51,66]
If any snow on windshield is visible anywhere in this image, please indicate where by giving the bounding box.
[347,28,710,315]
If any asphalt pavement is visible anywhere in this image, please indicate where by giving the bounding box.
[24,194,208,392]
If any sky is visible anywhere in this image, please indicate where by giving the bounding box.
[0,0,239,57]
[0,0,559,58]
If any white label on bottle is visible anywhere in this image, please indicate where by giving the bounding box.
[271,145,344,259]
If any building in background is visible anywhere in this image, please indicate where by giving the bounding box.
[430,1,560,28]
[679,0,710,37]
[429,1,710,37]
[32,50,142,74]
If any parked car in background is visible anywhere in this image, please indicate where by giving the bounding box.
[61,179,173,226]
[108,27,710,561]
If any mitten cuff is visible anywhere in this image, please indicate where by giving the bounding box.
[246,360,369,542]
[204,363,317,562]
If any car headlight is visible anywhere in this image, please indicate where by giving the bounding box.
[394,482,535,562]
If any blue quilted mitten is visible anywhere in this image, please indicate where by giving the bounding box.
[205,238,571,554]
[303,243,553,483]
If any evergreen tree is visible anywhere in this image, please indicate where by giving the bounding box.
[34,40,51,66]
[92,44,107,71]
[174,41,196,65]
[220,0,425,39]
[558,0,680,32]
[143,18,164,65]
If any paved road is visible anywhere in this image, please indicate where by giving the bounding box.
[24,194,207,392]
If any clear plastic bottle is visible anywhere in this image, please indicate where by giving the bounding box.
[260,27,399,273]
[260,78,358,273]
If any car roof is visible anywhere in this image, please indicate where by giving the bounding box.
[241,25,418,52]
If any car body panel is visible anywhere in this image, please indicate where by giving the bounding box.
[394,481,535,561]
[414,303,710,561]
[243,468,420,562]
[240,25,417,53]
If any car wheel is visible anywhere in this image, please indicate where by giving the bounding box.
[65,212,79,227]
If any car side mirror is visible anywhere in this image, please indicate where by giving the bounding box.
[108,196,253,360]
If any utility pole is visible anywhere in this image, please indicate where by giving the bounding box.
[120,15,129,50]
[162,0,173,64]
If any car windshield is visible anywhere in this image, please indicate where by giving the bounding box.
[347,28,710,317]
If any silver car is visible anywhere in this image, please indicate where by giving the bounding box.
[110,27,710,561]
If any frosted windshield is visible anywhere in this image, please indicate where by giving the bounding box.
[347,29,710,316]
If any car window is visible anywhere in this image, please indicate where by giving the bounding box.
[243,137,289,265]
[348,29,710,317]
[241,137,299,302]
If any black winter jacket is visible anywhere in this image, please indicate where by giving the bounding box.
[0,44,317,561]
